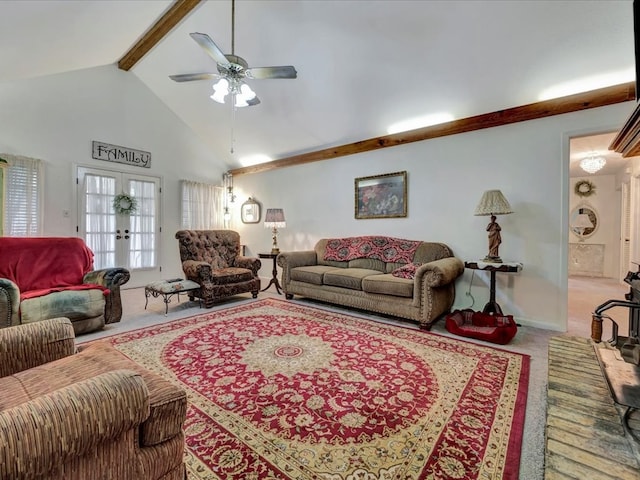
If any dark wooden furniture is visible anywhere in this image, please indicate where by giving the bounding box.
[465,261,522,315]
[259,252,282,294]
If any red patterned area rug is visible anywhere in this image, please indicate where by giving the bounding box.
[108,298,530,480]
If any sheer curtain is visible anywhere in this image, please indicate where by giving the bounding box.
[2,154,44,236]
[181,180,225,229]
[83,173,117,268]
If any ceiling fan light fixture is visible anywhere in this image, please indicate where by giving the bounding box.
[210,78,229,103]
[234,83,256,107]
[579,154,606,174]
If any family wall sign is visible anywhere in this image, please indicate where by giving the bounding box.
[91,141,151,168]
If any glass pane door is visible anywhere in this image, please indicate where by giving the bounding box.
[78,166,161,287]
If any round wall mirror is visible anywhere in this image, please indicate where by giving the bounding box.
[570,204,598,240]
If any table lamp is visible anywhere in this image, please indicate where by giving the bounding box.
[474,190,513,263]
[571,213,593,241]
[264,208,286,254]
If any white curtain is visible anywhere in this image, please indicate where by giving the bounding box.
[83,173,117,269]
[181,180,225,229]
[2,154,44,236]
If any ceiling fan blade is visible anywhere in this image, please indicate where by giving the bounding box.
[169,73,220,82]
[245,66,297,80]
[190,32,230,66]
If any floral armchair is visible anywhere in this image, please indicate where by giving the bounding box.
[175,230,261,307]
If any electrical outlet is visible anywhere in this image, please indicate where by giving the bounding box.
[63,209,70,218]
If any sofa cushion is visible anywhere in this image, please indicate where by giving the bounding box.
[20,289,106,323]
[348,258,387,272]
[0,341,187,447]
[386,243,453,273]
[210,267,253,285]
[291,265,337,285]
[324,268,382,290]
[391,262,421,280]
[362,274,414,298]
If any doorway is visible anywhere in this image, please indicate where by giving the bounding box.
[567,131,631,331]
[77,166,162,287]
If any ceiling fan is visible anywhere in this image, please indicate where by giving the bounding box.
[169,0,297,107]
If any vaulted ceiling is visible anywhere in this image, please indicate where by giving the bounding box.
[0,0,635,175]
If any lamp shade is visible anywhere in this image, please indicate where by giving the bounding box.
[474,190,513,216]
[264,208,286,228]
[572,213,593,229]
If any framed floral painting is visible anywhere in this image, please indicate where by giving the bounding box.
[354,171,407,219]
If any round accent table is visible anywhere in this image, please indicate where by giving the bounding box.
[464,260,523,315]
[259,252,283,294]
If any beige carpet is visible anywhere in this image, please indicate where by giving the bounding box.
[77,275,630,479]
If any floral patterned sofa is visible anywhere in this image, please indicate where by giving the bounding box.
[0,237,130,334]
[277,236,464,329]
[175,230,261,307]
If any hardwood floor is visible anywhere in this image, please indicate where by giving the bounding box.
[568,275,630,340]
[549,276,640,479]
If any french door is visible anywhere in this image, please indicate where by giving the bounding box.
[77,166,162,287]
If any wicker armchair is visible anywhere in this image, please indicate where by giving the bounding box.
[0,318,187,480]
[175,230,261,307]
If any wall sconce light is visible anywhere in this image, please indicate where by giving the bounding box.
[223,172,236,203]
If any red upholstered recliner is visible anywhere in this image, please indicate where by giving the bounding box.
[445,309,518,345]
[0,237,130,334]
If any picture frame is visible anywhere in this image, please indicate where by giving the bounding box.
[240,197,261,224]
[355,171,407,219]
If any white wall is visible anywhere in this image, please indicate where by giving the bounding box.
[0,63,636,331]
[0,65,222,285]
[230,102,637,332]
[569,174,621,279]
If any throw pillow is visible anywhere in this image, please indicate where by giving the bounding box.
[392,262,421,279]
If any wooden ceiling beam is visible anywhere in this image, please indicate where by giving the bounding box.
[230,82,636,176]
[118,0,203,71]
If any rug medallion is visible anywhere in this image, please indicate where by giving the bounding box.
[108,298,529,479]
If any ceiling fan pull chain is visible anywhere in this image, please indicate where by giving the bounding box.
[230,97,236,154]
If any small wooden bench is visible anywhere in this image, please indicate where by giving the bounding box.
[545,335,640,479]
[144,279,200,315]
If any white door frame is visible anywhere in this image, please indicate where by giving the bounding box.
[75,164,163,288]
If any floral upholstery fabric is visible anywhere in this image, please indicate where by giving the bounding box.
[391,262,422,279]
[175,230,261,308]
[323,236,421,264]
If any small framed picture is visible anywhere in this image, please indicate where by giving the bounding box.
[355,171,407,219]
[241,197,261,224]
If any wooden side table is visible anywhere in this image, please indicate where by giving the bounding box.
[259,252,282,294]
[465,260,523,315]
